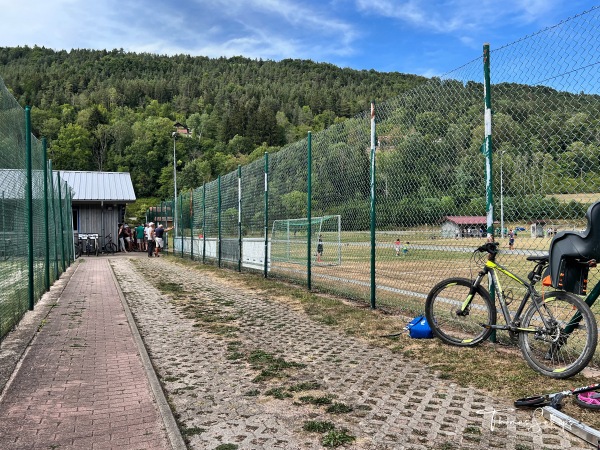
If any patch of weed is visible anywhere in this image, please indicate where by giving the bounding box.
[299,395,333,406]
[181,426,206,437]
[265,387,293,400]
[158,281,184,293]
[325,402,353,414]
[214,445,238,450]
[321,429,355,448]
[303,420,336,433]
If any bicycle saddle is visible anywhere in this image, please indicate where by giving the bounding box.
[549,200,600,288]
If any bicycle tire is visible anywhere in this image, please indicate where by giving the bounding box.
[425,277,496,347]
[107,242,117,254]
[519,291,598,379]
[514,396,549,408]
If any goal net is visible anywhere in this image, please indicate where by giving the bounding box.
[271,215,341,266]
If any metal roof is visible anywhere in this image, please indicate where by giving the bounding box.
[444,216,489,225]
[58,171,136,202]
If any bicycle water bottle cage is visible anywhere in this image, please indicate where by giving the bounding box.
[548,201,600,294]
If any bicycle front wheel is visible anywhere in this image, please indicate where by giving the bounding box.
[425,277,496,346]
[519,291,598,379]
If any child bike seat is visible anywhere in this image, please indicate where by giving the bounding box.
[549,201,600,290]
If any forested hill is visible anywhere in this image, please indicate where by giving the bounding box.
[0,46,427,199]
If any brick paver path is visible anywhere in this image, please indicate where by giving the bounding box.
[113,257,591,450]
[0,258,171,450]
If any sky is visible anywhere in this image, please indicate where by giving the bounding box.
[1,0,598,77]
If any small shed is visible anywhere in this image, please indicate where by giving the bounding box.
[441,216,489,238]
[59,171,136,247]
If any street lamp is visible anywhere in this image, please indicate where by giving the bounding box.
[172,131,178,235]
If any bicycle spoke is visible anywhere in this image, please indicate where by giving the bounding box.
[426,278,495,346]
[519,292,597,379]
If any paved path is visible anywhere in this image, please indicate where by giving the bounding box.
[0,253,594,449]
[0,256,183,450]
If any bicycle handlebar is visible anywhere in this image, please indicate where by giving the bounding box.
[476,242,499,254]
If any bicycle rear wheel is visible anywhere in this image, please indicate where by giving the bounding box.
[519,291,597,379]
[107,242,117,254]
[425,277,496,346]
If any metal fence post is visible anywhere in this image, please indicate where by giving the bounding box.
[238,165,242,272]
[190,189,194,261]
[264,152,269,278]
[307,132,312,290]
[218,175,222,267]
[483,43,496,342]
[483,43,495,240]
[42,139,50,291]
[67,188,74,262]
[202,183,206,264]
[180,193,184,258]
[369,101,377,309]
[49,161,59,279]
[25,106,34,310]
[57,172,66,273]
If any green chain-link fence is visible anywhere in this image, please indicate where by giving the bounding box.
[154,7,600,322]
[0,77,74,341]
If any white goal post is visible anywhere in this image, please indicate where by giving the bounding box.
[271,215,341,266]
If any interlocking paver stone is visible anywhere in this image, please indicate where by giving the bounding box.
[112,257,592,450]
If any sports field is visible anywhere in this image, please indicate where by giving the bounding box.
[270,230,600,317]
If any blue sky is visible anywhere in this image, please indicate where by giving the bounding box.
[1,0,598,76]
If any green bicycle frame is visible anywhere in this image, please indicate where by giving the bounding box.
[462,259,542,333]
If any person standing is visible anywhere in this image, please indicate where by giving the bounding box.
[147,222,156,257]
[508,229,515,250]
[154,223,174,257]
[135,223,146,251]
[118,223,127,253]
[316,235,323,262]
[394,238,401,256]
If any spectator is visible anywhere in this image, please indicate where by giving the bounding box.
[147,222,156,257]
[154,223,174,257]
[124,225,132,251]
[135,223,145,251]
[394,238,401,256]
[118,223,127,253]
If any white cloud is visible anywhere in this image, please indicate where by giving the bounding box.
[354,0,560,34]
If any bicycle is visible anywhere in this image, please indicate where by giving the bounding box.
[78,233,99,257]
[425,241,597,379]
[100,233,118,255]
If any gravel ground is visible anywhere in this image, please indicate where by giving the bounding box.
[110,256,591,450]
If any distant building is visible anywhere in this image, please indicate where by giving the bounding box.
[441,216,491,238]
[59,171,136,247]
[174,122,191,136]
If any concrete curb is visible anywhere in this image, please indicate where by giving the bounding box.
[108,261,187,450]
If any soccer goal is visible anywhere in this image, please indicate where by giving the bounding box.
[271,215,341,266]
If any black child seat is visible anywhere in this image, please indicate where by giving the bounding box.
[548,201,600,295]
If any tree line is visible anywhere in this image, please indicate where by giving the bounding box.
[0,46,426,210]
